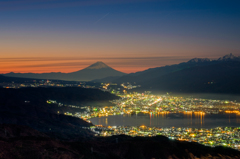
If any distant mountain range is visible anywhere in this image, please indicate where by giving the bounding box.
[3,61,126,81]
[3,53,240,94]
[96,53,240,94]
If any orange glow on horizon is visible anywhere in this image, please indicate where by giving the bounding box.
[0,58,156,74]
[0,66,149,74]
[0,55,189,74]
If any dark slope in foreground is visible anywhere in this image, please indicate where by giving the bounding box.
[0,87,118,140]
[0,125,240,159]
[142,61,240,94]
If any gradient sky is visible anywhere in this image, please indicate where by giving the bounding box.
[1,0,240,73]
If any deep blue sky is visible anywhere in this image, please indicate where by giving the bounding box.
[1,0,240,73]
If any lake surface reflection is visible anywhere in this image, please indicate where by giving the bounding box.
[90,113,240,128]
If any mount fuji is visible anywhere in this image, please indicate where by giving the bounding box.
[4,61,126,81]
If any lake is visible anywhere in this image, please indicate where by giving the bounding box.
[90,112,240,128]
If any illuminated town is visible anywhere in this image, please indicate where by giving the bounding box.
[87,125,240,151]
[1,78,240,151]
[69,92,240,120]
[45,91,240,151]
[9,80,240,151]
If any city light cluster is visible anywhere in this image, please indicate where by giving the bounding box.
[47,91,240,151]
[66,92,240,121]
[86,125,240,151]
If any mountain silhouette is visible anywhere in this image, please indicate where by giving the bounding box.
[4,61,126,81]
[96,53,240,94]
[85,61,110,69]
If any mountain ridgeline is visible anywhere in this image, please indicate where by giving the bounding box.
[3,53,240,94]
[101,53,240,94]
[4,61,126,81]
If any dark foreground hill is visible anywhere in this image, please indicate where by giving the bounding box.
[0,87,118,140]
[0,124,240,159]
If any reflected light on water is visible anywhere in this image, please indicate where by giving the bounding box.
[91,112,240,128]
[105,118,108,125]
[237,114,240,123]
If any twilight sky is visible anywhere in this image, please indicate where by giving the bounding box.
[1,0,240,73]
